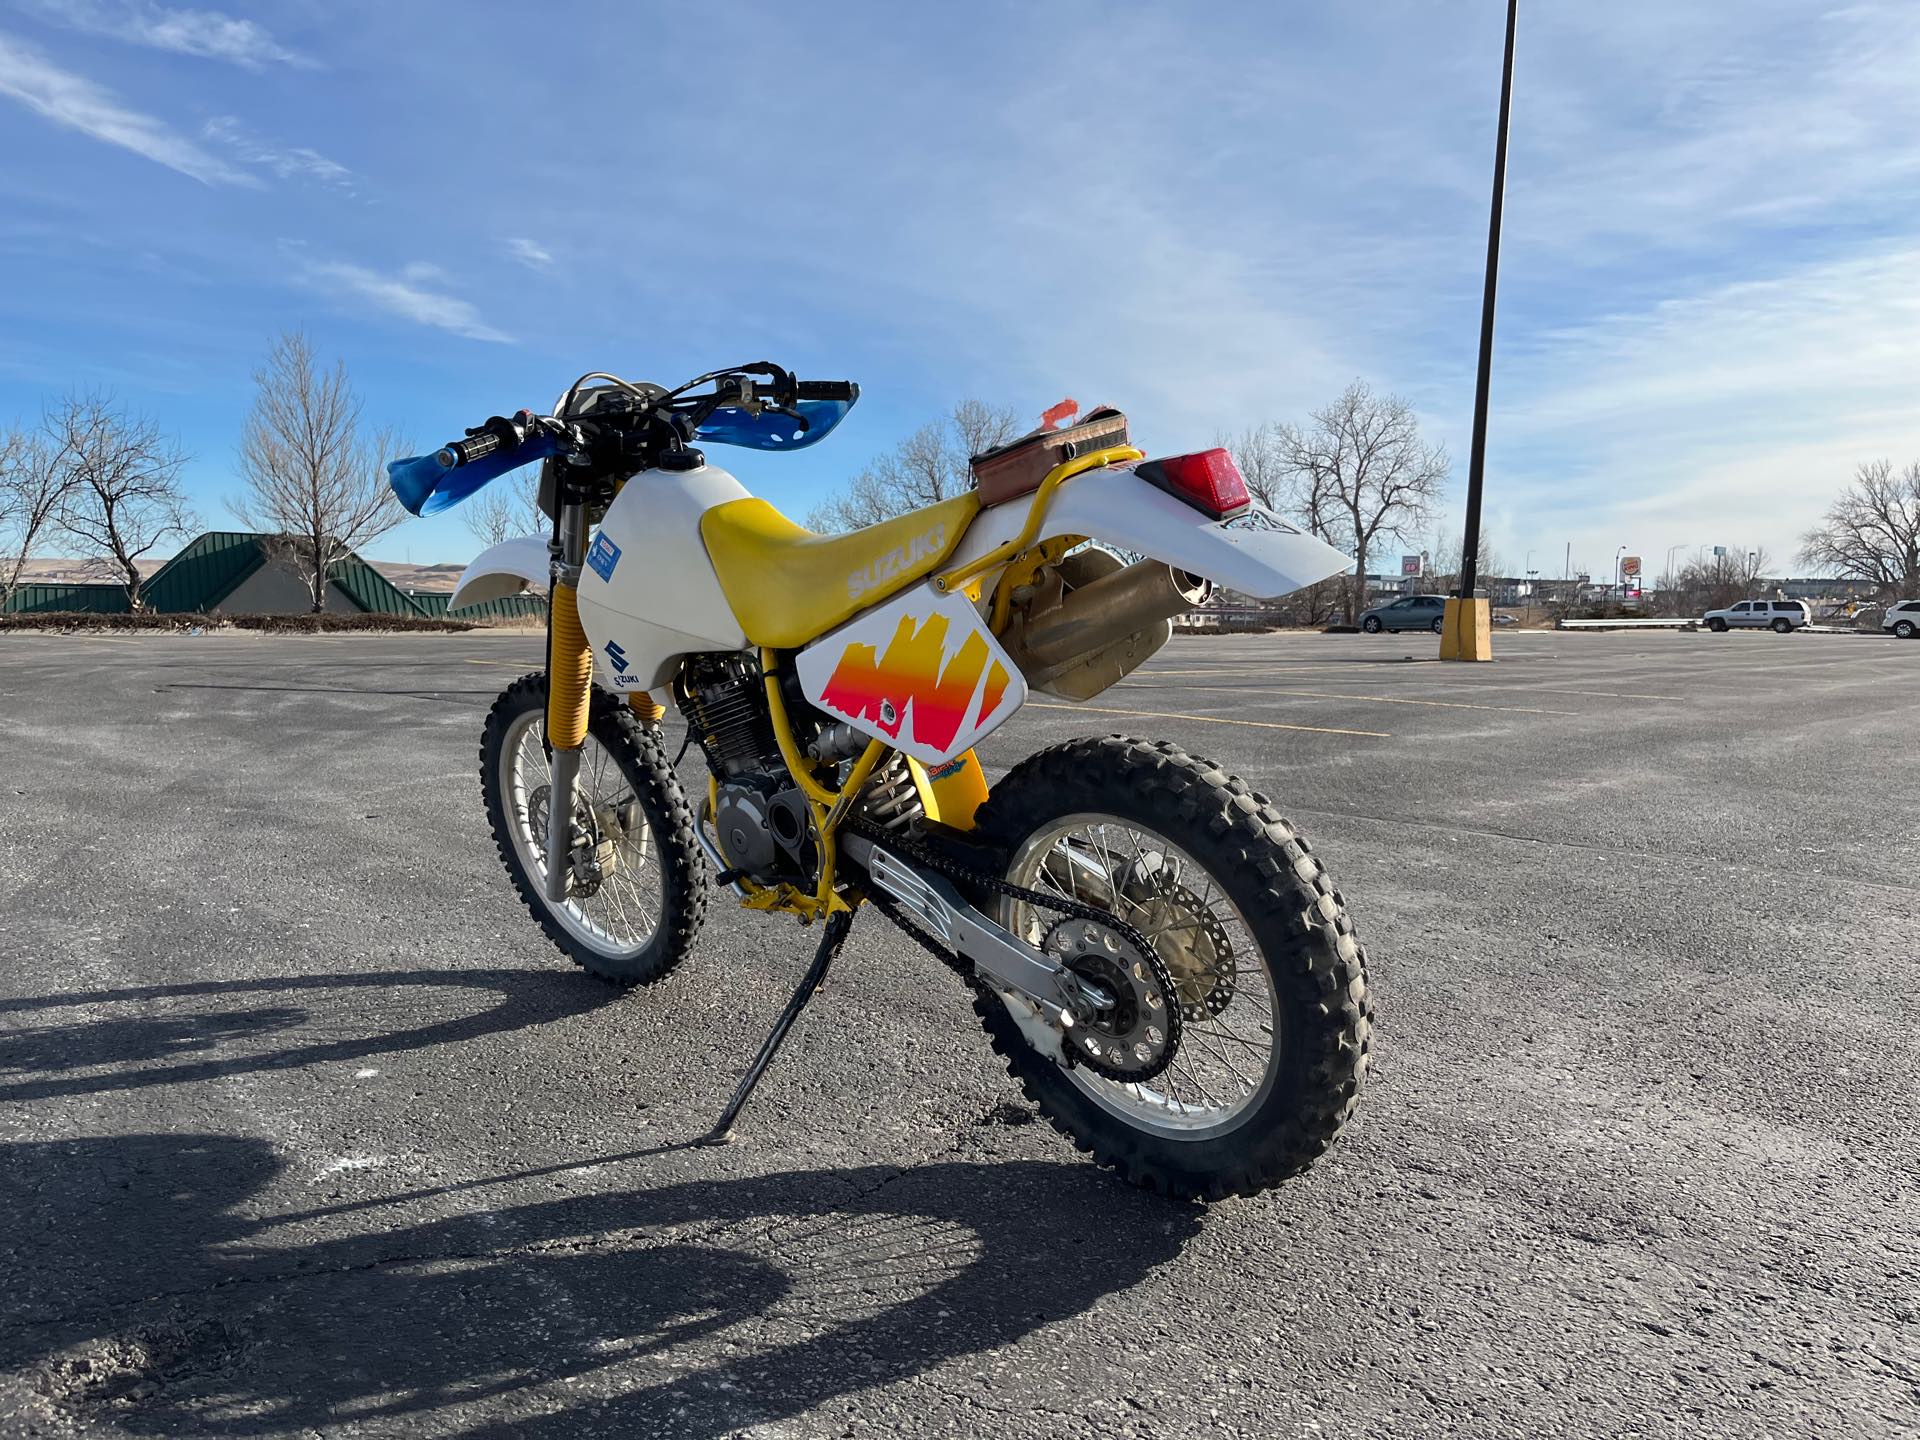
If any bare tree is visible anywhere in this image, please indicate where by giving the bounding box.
[1428,526,1501,596]
[464,469,545,550]
[49,392,194,610]
[806,399,1021,531]
[0,424,75,606]
[1225,423,1342,624]
[1674,544,1771,613]
[1799,459,1920,600]
[1275,381,1447,622]
[231,331,408,612]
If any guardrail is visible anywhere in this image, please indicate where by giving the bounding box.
[1556,617,1694,629]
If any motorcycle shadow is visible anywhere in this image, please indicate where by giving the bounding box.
[0,968,621,1105]
[5,1133,1201,1438]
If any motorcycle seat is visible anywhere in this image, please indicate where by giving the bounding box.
[699,492,980,649]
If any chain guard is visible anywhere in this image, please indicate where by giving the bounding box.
[848,816,1184,1083]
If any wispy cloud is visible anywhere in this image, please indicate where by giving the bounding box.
[202,115,350,190]
[1495,246,1920,570]
[0,29,255,183]
[504,236,551,270]
[17,0,312,69]
[302,258,511,344]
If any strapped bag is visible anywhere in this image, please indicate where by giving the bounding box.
[969,406,1130,507]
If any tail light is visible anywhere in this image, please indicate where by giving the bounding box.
[1135,448,1251,520]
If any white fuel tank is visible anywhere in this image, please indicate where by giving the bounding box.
[574,462,752,692]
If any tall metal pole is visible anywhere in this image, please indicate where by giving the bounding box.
[1457,0,1518,605]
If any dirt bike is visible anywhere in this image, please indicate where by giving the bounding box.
[388,362,1373,1200]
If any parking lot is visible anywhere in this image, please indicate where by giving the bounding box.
[2,627,1916,1438]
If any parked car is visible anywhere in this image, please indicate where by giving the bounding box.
[1883,599,1920,638]
[1702,599,1811,633]
[1359,594,1449,633]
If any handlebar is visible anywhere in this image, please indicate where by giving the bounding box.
[793,380,859,403]
[415,370,858,493]
[436,431,502,469]
[435,412,536,470]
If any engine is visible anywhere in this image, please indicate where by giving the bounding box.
[673,653,820,883]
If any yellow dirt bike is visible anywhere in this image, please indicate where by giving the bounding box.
[389,362,1372,1199]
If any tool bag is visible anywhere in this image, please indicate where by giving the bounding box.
[969,407,1130,507]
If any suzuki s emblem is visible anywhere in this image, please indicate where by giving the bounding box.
[603,639,629,675]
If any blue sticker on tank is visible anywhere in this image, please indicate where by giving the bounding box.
[586,533,620,581]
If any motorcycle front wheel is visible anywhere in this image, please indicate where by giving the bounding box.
[478,674,707,985]
[973,736,1373,1200]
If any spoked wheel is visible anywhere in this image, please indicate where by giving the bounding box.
[479,675,706,985]
[1361,616,1382,634]
[973,737,1372,1200]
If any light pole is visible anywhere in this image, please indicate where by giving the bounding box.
[1615,545,1626,599]
[1446,0,1518,661]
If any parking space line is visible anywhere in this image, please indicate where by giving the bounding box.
[1132,683,1577,716]
[1026,700,1388,738]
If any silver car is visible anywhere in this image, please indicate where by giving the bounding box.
[1359,593,1449,634]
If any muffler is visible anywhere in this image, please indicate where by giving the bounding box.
[1003,554,1212,700]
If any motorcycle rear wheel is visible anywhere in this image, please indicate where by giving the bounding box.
[479,674,706,985]
[973,736,1372,1200]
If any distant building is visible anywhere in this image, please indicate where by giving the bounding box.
[2,532,543,621]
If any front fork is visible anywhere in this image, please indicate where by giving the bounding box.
[544,502,592,903]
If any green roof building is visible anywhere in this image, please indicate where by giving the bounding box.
[3,532,543,620]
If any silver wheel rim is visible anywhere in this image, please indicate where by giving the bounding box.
[499,708,665,958]
[1001,813,1279,1138]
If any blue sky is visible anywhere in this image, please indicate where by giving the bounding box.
[2,1,1917,576]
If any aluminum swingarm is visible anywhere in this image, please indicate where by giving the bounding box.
[699,826,1182,1142]
[840,830,1085,1049]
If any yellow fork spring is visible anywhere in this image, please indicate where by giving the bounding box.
[546,582,593,750]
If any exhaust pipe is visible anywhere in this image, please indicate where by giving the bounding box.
[1004,557,1212,699]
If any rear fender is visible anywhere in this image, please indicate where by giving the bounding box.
[946,465,1352,600]
[450,534,549,609]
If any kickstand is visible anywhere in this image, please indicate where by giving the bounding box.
[698,908,855,1145]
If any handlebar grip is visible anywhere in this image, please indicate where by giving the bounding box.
[795,380,859,403]
[436,431,503,470]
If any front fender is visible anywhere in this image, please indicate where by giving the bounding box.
[450,534,549,610]
[945,466,1353,600]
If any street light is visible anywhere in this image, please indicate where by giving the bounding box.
[1615,545,1626,595]
[1447,0,1518,661]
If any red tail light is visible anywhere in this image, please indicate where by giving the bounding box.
[1136,448,1251,520]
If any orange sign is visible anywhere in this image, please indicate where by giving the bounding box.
[1621,555,1641,577]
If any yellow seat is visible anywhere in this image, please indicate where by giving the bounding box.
[700,492,981,649]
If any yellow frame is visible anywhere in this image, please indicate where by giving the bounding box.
[708,445,1144,920]
[933,444,1143,594]
[696,647,887,921]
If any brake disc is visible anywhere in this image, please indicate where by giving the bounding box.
[1132,871,1237,1022]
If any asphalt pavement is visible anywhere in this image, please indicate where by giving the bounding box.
[1,627,1915,1438]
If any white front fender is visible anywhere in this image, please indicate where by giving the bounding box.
[450,534,549,610]
[947,466,1353,600]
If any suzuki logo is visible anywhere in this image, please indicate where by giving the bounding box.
[846,525,947,601]
[603,639,629,675]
